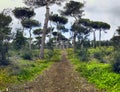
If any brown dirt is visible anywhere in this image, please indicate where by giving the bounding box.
[8,51,104,92]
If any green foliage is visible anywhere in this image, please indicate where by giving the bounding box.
[66,48,75,59]
[71,60,120,92]
[111,26,120,74]
[61,0,84,16]
[0,68,17,90]
[111,36,120,48]
[0,12,12,65]
[17,60,52,82]
[67,48,120,92]
[45,50,54,59]
[33,28,42,35]
[112,51,120,73]
[49,14,68,25]
[0,13,12,27]
[89,47,113,63]
[50,50,61,62]
[31,49,39,58]
[13,29,26,50]
[46,39,54,50]
[0,58,53,90]
[21,51,33,60]
[116,26,120,35]
[13,7,35,19]
[77,48,90,61]
[24,0,65,7]
[21,19,40,28]
[45,49,61,62]
[93,51,105,63]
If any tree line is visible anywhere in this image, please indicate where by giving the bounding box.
[1,0,119,66]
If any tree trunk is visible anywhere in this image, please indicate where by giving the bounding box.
[39,4,49,59]
[55,36,58,48]
[73,16,78,53]
[73,31,77,52]
[93,30,96,48]
[29,28,32,50]
[1,42,7,65]
[99,29,102,47]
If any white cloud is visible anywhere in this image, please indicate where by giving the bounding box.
[0,0,26,11]
[83,0,120,40]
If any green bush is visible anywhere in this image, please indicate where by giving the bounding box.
[44,49,61,61]
[50,49,61,62]
[32,50,39,58]
[0,60,9,65]
[21,51,33,60]
[112,53,120,73]
[77,49,90,61]
[112,61,120,73]
[93,52,105,63]
[68,48,120,92]
[45,50,54,60]
[17,61,53,82]
[71,59,120,92]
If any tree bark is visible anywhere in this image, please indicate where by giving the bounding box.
[73,31,77,52]
[73,16,78,53]
[39,4,49,59]
[99,29,102,47]
[93,30,96,48]
[29,28,32,50]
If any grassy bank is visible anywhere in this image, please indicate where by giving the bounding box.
[0,49,61,90]
[67,48,120,92]
[0,59,53,90]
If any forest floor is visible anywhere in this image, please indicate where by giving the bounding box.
[8,51,104,92]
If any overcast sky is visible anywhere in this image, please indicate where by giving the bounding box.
[0,0,120,40]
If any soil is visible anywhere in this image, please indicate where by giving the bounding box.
[8,51,105,92]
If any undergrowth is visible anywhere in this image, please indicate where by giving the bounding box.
[67,48,120,92]
[0,49,61,90]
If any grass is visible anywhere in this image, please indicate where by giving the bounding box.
[16,59,53,82]
[0,59,53,90]
[67,48,120,92]
[88,47,114,63]
[0,49,61,91]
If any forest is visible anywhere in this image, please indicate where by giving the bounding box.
[0,0,120,92]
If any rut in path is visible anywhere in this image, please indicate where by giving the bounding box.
[9,51,103,92]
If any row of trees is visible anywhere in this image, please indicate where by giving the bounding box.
[0,0,111,65]
[0,12,12,65]
[111,27,120,73]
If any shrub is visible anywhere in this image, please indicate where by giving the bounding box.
[21,51,33,60]
[93,52,106,63]
[45,50,54,60]
[0,60,9,65]
[32,50,39,58]
[112,61,120,73]
[112,54,120,73]
[71,58,120,92]
[50,49,61,62]
[77,49,90,61]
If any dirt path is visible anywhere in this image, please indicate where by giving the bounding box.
[8,51,103,92]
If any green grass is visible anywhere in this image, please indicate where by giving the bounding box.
[0,59,53,90]
[16,59,53,82]
[0,49,61,90]
[67,48,120,92]
[0,67,16,90]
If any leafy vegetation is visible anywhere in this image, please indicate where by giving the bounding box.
[0,12,12,65]
[0,0,120,92]
[111,27,120,73]
[0,58,50,90]
[67,48,120,92]
[0,50,61,89]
